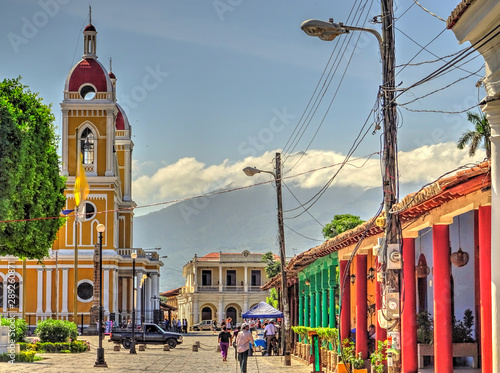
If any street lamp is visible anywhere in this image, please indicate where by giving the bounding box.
[130,252,137,354]
[94,223,107,368]
[302,9,401,367]
[243,152,291,366]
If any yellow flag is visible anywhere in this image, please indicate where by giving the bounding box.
[74,153,89,207]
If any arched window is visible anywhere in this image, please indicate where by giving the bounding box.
[81,128,95,165]
[201,307,212,321]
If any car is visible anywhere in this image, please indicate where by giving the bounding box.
[108,323,183,349]
[192,320,217,331]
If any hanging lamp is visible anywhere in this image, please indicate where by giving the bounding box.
[450,215,469,267]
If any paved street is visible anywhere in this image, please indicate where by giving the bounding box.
[6,332,311,372]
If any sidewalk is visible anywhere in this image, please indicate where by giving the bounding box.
[5,332,312,372]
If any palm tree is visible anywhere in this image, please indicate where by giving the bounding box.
[457,111,491,158]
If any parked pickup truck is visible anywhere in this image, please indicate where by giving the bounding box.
[109,323,183,349]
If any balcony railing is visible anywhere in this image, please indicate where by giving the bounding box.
[223,286,244,292]
[249,286,262,292]
[197,286,219,292]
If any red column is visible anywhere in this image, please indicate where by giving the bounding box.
[356,255,368,359]
[375,258,386,345]
[401,237,417,372]
[339,260,351,342]
[433,224,453,372]
[479,205,492,372]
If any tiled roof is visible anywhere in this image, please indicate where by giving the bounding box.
[262,161,491,289]
[447,0,477,29]
[68,59,108,92]
[160,287,182,297]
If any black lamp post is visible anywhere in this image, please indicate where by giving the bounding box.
[94,224,107,368]
[130,252,137,354]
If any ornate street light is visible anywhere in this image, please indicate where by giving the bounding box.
[94,224,107,368]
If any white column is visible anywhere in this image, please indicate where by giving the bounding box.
[36,269,43,314]
[243,295,249,319]
[244,266,248,292]
[219,266,223,292]
[104,268,110,316]
[146,276,152,321]
[105,110,114,176]
[121,277,127,313]
[151,273,158,311]
[136,271,142,324]
[193,295,199,324]
[486,100,500,369]
[193,265,197,292]
[2,281,7,312]
[218,295,224,323]
[45,269,52,314]
[62,268,69,313]
[61,109,69,176]
[113,269,118,313]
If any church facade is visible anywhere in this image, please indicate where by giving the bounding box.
[0,21,162,330]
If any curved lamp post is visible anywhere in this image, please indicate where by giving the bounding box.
[243,152,291,366]
[130,252,137,354]
[301,11,401,365]
[94,223,107,367]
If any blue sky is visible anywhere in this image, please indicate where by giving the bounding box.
[1,0,486,217]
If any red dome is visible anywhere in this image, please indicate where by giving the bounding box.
[68,59,108,92]
[84,24,96,32]
[108,72,116,79]
[116,108,125,130]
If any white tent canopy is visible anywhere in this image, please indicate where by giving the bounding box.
[242,301,283,319]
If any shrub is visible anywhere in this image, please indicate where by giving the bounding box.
[19,340,90,353]
[0,317,28,343]
[35,319,78,343]
[0,351,37,362]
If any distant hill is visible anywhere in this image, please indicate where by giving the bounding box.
[133,182,402,291]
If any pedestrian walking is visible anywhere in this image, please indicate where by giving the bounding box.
[232,325,240,360]
[236,323,254,373]
[183,319,188,333]
[218,326,232,362]
[226,317,232,330]
[264,320,277,356]
[177,319,182,333]
[212,319,218,335]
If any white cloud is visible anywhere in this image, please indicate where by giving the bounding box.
[132,143,486,211]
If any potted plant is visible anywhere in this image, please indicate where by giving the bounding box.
[370,340,387,373]
[337,338,356,373]
[352,352,367,372]
[451,309,478,367]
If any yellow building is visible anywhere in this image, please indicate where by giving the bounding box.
[177,251,272,327]
[0,21,162,330]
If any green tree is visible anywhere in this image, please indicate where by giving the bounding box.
[261,251,280,278]
[0,77,66,259]
[322,214,364,239]
[457,111,491,158]
[266,287,279,309]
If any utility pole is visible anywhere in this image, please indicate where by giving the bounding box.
[380,0,401,371]
[275,152,292,366]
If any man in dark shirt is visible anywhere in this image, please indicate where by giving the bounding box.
[218,326,232,362]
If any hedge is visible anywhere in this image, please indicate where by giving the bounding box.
[0,351,37,362]
[19,340,90,353]
[34,319,78,343]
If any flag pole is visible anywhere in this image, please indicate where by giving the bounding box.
[74,128,79,325]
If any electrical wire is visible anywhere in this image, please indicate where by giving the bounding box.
[411,0,446,22]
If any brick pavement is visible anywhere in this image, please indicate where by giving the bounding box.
[5,332,312,372]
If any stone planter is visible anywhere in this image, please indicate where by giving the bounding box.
[305,344,311,364]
